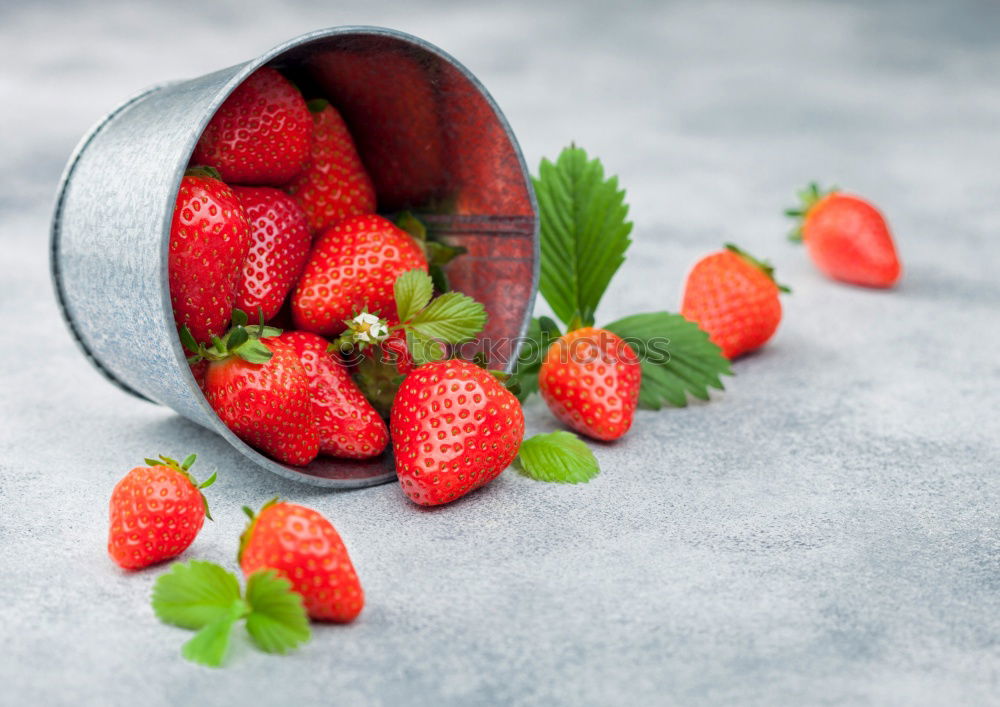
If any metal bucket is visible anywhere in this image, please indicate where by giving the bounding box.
[51,27,539,488]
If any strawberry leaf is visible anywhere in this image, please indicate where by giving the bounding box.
[406,330,446,366]
[603,312,732,409]
[514,430,599,484]
[510,316,561,401]
[407,292,486,344]
[181,605,243,668]
[533,146,632,328]
[152,560,310,667]
[244,570,311,655]
[394,269,434,324]
[152,560,244,630]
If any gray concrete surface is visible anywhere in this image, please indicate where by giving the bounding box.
[2,0,999,704]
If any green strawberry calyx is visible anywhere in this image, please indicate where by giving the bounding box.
[784,182,838,242]
[306,98,329,114]
[237,497,280,565]
[395,211,467,293]
[724,243,792,294]
[184,165,224,181]
[142,453,217,521]
[183,308,282,366]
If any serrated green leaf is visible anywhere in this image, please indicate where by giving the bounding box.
[394,269,434,323]
[533,146,633,327]
[511,316,561,402]
[152,560,243,630]
[406,330,445,366]
[244,570,311,655]
[514,431,599,484]
[603,312,732,409]
[408,292,487,344]
[181,606,242,667]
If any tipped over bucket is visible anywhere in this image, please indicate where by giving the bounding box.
[51,27,538,488]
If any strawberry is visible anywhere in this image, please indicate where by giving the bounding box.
[680,244,788,359]
[391,360,524,506]
[232,187,311,322]
[285,100,376,233]
[291,214,427,336]
[786,183,901,288]
[279,331,389,459]
[191,67,311,186]
[189,313,319,467]
[169,170,251,348]
[108,454,215,570]
[538,327,641,442]
[310,48,445,210]
[240,501,364,622]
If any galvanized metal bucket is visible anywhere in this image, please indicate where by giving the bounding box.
[51,27,538,488]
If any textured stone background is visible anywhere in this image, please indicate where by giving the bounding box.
[2,1,999,704]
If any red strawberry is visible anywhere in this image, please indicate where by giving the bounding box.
[291,214,427,336]
[279,331,388,459]
[192,67,311,185]
[309,48,446,210]
[391,360,525,506]
[240,501,364,622]
[169,170,251,348]
[189,360,208,390]
[786,183,901,288]
[195,316,319,466]
[538,327,641,442]
[108,454,215,570]
[681,244,788,359]
[285,100,376,233]
[232,187,311,322]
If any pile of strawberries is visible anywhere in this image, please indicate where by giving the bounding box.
[111,64,904,667]
[169,67,523,506]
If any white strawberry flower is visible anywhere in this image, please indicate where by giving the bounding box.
[349,312,389,344]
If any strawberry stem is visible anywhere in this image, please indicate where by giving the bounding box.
[724,243,792,294]
[785,182,837,242]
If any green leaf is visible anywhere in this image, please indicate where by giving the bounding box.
[395,211,427,242]
[424,240,467,268]
[603,312,732,409]
[244,570,311,655]
[181,607,241,667]
[514,431,600,484]
[533,146,633,327]
[428,264,449,293]
[394,269,434,323]
[510,316,561,401]
[152,560,244,630]
[407,292,487,344]
[406,330,445,366]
